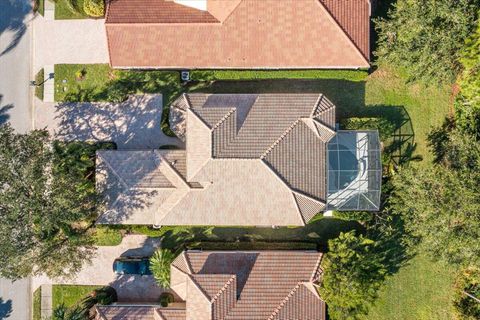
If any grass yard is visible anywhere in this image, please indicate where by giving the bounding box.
[92,225,124,246]
[34,0,45,16]
[52,285,101,309]
[55,0,89,19]
[34,68,44,101]
[365,253,456,320]
[95,217,363,252]
[32,287,41,320]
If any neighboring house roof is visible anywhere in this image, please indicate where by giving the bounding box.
[97,94,335,226]
[105,0,370,68]
[95,251,324,320]
[169,250,325,320]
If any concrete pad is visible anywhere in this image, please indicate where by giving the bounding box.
[34,94,183,149]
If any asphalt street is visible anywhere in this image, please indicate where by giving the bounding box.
[0,0,33,133]
[0,0,33,319]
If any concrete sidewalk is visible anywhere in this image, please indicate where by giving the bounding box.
[32,14,108,73]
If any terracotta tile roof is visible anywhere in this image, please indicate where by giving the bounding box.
[319,0,371,60]
[95,305,156,320]
[105,0,370,68]
[155,308,186,320]
[178,251,325,320]
[269,283,325,320]
[190,274,236,301]
[105,0,218,23]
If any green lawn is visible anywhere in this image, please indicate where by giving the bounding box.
[35,0,45,16]
[55,0,89,19]
[34,68,44,101]
[92,225,123,246]
[96,217,362,252]
[52,285,101,309]
[32,287,41,320]
[365,253,456,320]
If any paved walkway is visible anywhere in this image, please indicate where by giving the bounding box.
[40,284,52,319]
[44,0,54,20]
[32,14,108,73]
[32,235,167,302]
[35,94,183,149]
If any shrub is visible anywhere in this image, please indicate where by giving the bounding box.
[453,267,480,320]
[150,249,176,288]
[82,286,117,310]
[159,292,174,307]
[83,0,104,17]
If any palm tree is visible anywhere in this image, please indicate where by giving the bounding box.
[150,249,176,288]
[52,304,86,320]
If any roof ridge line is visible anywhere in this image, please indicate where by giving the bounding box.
[187,274,212,304]
[211,107,236,130]
[267,282,303,320]
[260,119,301,159]
[316,0,369,65]
[310,253,324,283]
[211,274,237,303]
[310,94,324,118]
[97,152,129,190]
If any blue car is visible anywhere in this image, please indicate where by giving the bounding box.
[113,257,152,275]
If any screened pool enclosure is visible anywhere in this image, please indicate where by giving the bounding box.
[327,131,382,211]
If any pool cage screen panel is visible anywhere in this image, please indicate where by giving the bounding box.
[327,131,382,211]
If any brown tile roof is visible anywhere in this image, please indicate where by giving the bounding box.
[95,305,156,320]
[319,0,371,60]
[155,308,186,320]
[105,0,218,23]
[269,283,325,320]
[105,0,370,68]
[179,251,325,320]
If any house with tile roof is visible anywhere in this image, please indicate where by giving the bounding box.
[95,250,325,320]
[104,0,371,69]
[96,93,381,227]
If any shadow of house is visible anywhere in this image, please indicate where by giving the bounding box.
[190,79,366,120]
[0,0,31,56]
[0,298,12,320]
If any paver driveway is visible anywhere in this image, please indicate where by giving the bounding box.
[35,94,183,149]
[32,15,108,72]
[32,235,166,302]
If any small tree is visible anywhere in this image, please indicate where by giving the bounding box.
[52,304,86,320]
[453,267,480,320]
[320,231,386,320]
[150,249,176,288]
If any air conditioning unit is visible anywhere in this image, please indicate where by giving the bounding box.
[181,71,190,82]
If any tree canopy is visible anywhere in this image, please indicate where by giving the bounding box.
[0,124,109,279]
[375,0,480,84]
[320,231,387,320]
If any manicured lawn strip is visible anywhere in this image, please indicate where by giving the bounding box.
[187,241,318,251]
[190,69,368,81]
[35,68,44,101]
[93,225,123,246]
[54,64,111,101]
[52,285,101,309]
[55,0,88,19]
[32,287,41,320]
[98,218,363,252]
[365,253,456,320]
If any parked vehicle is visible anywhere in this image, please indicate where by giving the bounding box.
[113,256,152,275]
